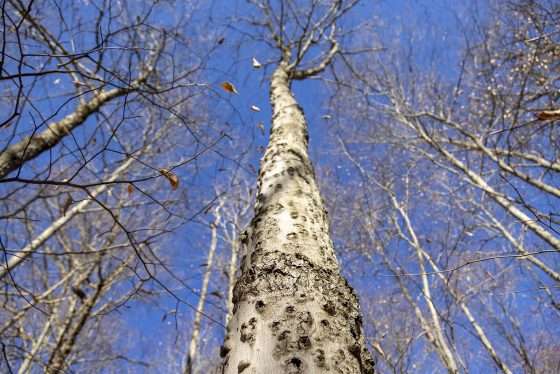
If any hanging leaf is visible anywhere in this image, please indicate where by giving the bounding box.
[252,57,262,69]
[61,194,73,216]
[159,168,179,190]
[250,105,261,112]
[220,81,238,94]
[535,109,560,121]
[72,286,87,301]
[127,184,134,194]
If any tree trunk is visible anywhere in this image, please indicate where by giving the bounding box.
[221,63,374,373]
[184,204,222,374]
[225,233,239,327]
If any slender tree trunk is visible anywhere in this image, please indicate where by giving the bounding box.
[184,204,222,374]
[225,234,239,327]
[221,63,374,373]
[46,281,103,373]
[0,157,134,280]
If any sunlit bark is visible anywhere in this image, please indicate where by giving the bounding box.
[221,62,373,373]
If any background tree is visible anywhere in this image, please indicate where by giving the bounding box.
[0,0,228,372]
[324,0,560,372]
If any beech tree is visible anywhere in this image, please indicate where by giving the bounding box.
[220,1,374,373]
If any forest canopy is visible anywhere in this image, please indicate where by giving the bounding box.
[0,0,558,373]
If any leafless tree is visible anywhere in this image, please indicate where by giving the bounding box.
[0,0,226,372]
[220,1,374,373]
[323,0,559,372]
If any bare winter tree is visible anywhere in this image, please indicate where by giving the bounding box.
[220,1,374,373]
[323,0,560,372]
[0,0,227,372]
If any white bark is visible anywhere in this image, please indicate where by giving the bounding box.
[226,235,240,327]
[0,157,134,280]
[221,63,373,374]
[184,203,222,374]
[0,85,136,179]
[399,115,560,253]
[393,197,513,374]
[390,195,459,374]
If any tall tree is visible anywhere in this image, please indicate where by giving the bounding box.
[220,1,374,373]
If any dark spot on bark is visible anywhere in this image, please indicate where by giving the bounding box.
[314,349,327,368]
[240,230,249,244]
[255,300,266,313]
[298,336,311,350]
[276,183,283,191]
[285,357,303,373]
[290,211,298,219]
[285,305,296,314]
[320,319,330,328]
[220,342,231,357]
[323,301,337,316]
[238,360,250,373]
[270,320,280,334]
[240,318,257,345]
[348,343,360,357]
[287,232,297,240]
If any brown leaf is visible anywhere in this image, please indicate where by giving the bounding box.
[61,194,73,216]
[535,109,560,121]
[159,169,179,190]
[127,184,134,194]
[220,81,238,94]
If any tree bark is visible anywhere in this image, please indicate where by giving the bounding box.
[0,84,135,179]
[221,63,374,373]
[184,204,222,374]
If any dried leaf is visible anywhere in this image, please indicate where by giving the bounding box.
[220,81,238,94]
[535,109,560,121]
[250,105,261,112]
[127,184,134,194]
[159,168,179,190]
[61,194,73,216]
[252,57,262,69]
[72,286,87,301]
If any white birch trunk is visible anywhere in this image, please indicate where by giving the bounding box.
[221,63,374,373]
[184,204,222,374]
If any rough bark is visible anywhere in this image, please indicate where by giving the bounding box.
[221,63,374,374]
